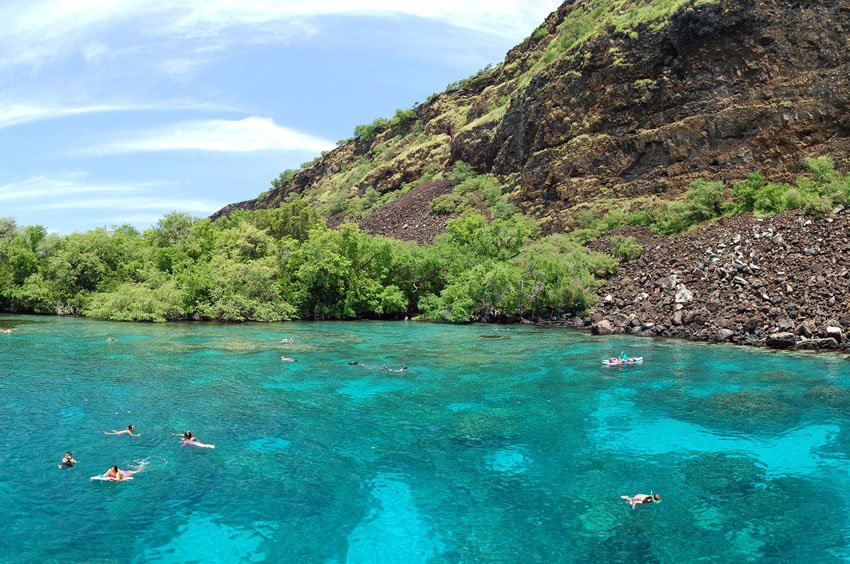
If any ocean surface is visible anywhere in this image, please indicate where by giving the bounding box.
[1,315,849,562]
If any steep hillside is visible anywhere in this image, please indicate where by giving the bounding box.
[213,0,850,236]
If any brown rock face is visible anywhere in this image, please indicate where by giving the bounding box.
[214,0,850,237]
[488,0,850,228]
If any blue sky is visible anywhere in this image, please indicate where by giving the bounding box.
[0,0,561,234]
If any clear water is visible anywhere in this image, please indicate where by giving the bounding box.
[1,316,850,562]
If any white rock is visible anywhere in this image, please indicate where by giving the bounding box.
[674,285,693,304]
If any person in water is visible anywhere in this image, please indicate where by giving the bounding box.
[279,337,294,344]
[621,492,661,510]
[382,365,408,373]
[105,424,140,437]
[177,431,215,448]
[347,361,362,366]
[619,352,628,361]
[106,336,116,342]
[102,465,139,481]
[58,451,77,468]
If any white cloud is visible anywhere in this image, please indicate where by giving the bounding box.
[0,173,222,232]
[0,100,237,129]
[0,103,145,129]
[0,1,560,70]
[156,57,207,76]
[168,1,557,41]
[37,196,219,213]
[84,116,335,155]
[81,42,110,62]
[0,174,144,203]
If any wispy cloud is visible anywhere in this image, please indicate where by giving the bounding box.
[0,103,143,129]
[156,57,208,77]
[83,117,335,155]
[168,1,556,41]
[0,101,236,130]
[0,174,144,203]
[36,196,219,213]
[0,173,222,232]
[0,1,559,70]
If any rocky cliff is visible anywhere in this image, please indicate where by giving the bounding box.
[214,0,850,236]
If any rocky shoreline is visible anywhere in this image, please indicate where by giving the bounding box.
[569,207,850,354]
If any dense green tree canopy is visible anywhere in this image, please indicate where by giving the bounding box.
[0,200,611,323]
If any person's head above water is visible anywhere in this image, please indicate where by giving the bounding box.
[128,425,134,432]
[111,465,119,472]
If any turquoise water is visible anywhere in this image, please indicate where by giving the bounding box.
[1,316,850,562]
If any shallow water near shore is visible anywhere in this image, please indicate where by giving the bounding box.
[1,315,849,562]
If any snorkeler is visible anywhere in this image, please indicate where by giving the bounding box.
[101,465,140,481]
[179,431,215,449]
[104,424,141,437]
[382,365,408,373]
[58,451,77,468]
[620,492,661,510]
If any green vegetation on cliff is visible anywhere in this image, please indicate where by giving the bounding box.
[568,157,850,239]
[0,202,615,323]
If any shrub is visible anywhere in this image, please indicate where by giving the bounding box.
[84,281,185,322]
[653,201,691,235]
[353,123,376,142]
[625,208,656,227]
[271,169,298,190]
[575,209,600,230]
[390,108,415,129]
[731,172,766,212]
[431,195,458,215]
[490,199,516,220]
[800,193,834,215]
[603,210,625,231]
[753,182,790,215]
[608,235,643,261]
[353,117,389,143]
[447,161,476,182]
[685,179,730,222]
[532,26,549,41]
